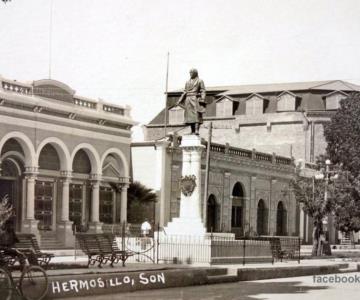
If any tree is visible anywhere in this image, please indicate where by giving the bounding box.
[291,167,335,256]
[0,195,13,229]
[1,0,12,3]
[324,92,360,241]
[127,181,157,224]
[324,92,360,178]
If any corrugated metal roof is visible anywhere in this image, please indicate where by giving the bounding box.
[218,80,360,96]
[170,80,360,96]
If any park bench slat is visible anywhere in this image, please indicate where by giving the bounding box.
[76,233,134,267]
[14,233,54,267]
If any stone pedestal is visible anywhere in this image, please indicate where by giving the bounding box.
[164,135,206,236]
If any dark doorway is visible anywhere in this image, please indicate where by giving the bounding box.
[276,201,287,236]
[257,199,268,236]
[207,195,217,232]
[231,182,245,237]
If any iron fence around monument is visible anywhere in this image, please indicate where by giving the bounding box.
[156,232,301,265]
[76,223,301,265]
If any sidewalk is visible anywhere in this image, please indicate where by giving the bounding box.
[42,254,360,299]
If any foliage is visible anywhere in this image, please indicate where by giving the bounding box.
[324,92,360,178]
[324,92,360,237]
[332,173,360,234]
[127,181,157,224]
[290,166,335,256]
[291,168,334,225]
[1,0,11,3]
[0,194,13,228]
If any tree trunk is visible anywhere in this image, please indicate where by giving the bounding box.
[312,224,322,256]
[350,231,355,249]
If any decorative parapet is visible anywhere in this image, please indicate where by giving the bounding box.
[73,97,97,109]
[254,151,272,162]
[1,78,32,95]
[206,141,292,167]
[102,103,131,117]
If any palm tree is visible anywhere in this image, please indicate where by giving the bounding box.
[127,181,157,224]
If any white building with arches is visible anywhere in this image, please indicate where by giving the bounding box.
[0,75,136,247]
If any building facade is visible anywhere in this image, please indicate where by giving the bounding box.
[142,80,360,243]
[132,139,297,238]
[0,76,135,246]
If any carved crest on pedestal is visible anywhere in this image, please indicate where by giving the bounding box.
[180,175,197,197]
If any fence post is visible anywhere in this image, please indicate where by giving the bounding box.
[242,239,246,265]
[122,221,126,252]
[74,226,77,261]
[156,223,160,264]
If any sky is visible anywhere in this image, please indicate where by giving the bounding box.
[1,0,360,141]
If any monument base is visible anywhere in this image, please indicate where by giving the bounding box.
[164,217,206,236]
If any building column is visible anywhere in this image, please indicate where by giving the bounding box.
[120,184,129,224]
[112,189,117,223]
[299,203,305,242]
[269,179,277,235]
[155,140,171,228]
[88,174,102,233]
[22,167,39,238]
[57,171,74,247]
[249,176,257,233]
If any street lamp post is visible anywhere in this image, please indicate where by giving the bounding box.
[314,159,337,255]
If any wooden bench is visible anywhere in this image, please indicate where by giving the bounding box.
[14,233,54,267]
[269,237,300,262]
[76,233,134,267]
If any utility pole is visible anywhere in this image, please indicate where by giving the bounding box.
[203,122,212,229]
[163,52,170,138]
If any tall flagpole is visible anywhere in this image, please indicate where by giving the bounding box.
[203,122,212,229]
[163,52,170,137]
[48,0,54,79]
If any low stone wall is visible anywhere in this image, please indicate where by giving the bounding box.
[49,268,208,298]
[237,265,343,281]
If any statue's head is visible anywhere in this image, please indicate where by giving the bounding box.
[189,68,198,79]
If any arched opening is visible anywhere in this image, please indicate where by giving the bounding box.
[100,154,124,224]
[36,144,61,231]
[0,139,25,230]
[231,182,245,237]
[71,149,92,230]
[72,149,91,174]
[207,194,217,232]
[276,201,287,236]
[257,199,268,236]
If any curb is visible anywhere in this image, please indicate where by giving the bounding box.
[45,263,353,298]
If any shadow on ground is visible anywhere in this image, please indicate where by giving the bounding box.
[117,280,328,300]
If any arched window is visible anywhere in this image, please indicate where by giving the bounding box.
[276,201,287,236]
[231,182,244,233]
[207,195,217,232]
[257,199,268,235]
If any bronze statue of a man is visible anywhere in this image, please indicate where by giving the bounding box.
[177,68,207,135]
